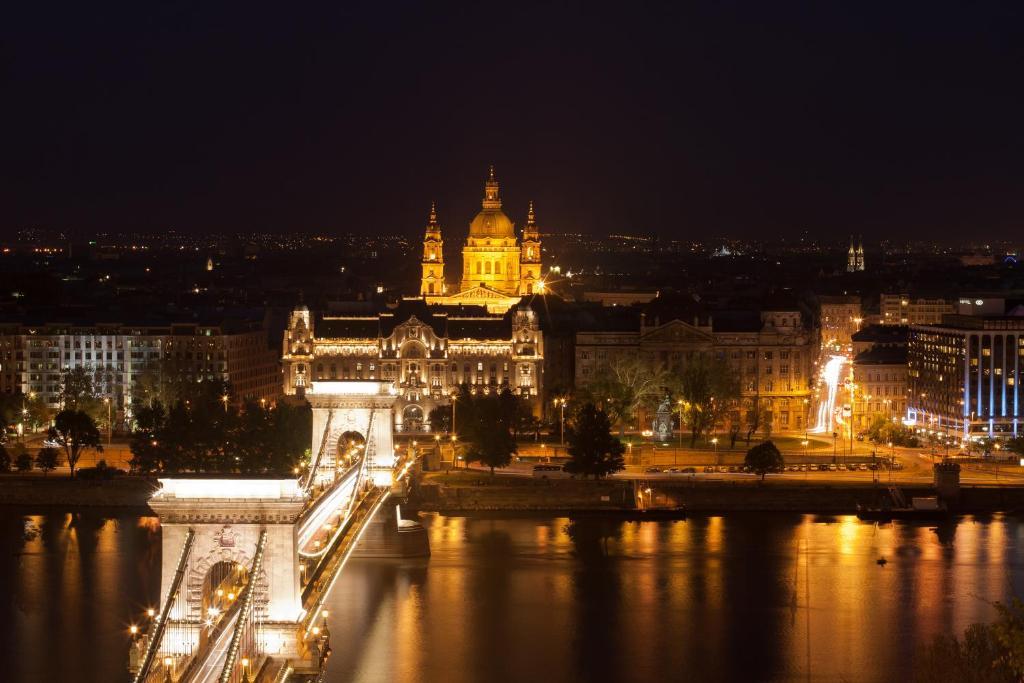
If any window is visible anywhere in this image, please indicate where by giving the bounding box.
[476,262,482,274]
[494,261,501,275]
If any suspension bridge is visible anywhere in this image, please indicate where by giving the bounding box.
[127,381,429,682]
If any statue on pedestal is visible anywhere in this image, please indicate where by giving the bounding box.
[652,396,672,441]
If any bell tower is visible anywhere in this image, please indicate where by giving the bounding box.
[420,202,446,296]
[520,201,543,295]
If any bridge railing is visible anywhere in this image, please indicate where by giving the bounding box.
[132,528,196,683]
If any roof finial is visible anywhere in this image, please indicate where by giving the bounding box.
[527,200,536,225]
[429,200,437,225]
[488,164,496,182]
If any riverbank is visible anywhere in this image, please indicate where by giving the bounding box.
[0,474,158,507]
[411,472,1024,514]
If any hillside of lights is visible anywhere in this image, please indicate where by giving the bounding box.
[810,354,848,434]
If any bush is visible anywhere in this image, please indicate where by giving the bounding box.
[77,460,125,480]
[14,449,33,472]
[0,444,10,473]
[35,447,60,475]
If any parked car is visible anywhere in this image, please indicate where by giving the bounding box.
[704,466,715,473]
[645,467,661,474]
[682,467,697,474]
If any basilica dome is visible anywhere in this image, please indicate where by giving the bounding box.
[468,166,516,239]
[469,207,515,238]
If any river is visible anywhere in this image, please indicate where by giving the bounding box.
[0,510,1021,682]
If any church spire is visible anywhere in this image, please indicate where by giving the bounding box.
[519,200,542,295]
[420,201,445,296]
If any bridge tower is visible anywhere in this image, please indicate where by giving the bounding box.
[307,380,398,488]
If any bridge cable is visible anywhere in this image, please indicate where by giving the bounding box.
[133,528,196,683]
[304,409,334,493]
[218,529,269,683]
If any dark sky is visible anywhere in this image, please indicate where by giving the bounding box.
[2,1,1022,241]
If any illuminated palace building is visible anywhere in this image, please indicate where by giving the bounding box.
[907,314,1024,439]
[282,168,545,430]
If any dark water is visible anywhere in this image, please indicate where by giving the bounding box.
[1,511,1023,683]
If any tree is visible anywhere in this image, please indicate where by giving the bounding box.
[581,356,665,436]
[866,415,919,448]
[457,388,517,474]
[669,354,740,446]
[745,398,770,445]
[916,598,1024,682]
[59,367,104,421]
[745,440,784,481]
[428,404,452,433]
[35,447,60,476]
[24,393,54,432]
[49,409,103,477]
[564,403,626,479]
[14,445,32,472]
[0,444,10,473]
[128,393,310,476]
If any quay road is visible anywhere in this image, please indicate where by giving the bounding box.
[458,445,1024,486]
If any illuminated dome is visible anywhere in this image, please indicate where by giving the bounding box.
[468,166,515,239]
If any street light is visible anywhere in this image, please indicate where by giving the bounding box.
[104,397,112,444]
[553,398,567,447]
[677,399,685,450]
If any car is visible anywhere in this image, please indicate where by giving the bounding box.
[819,464,830,471]
[668,467,682,474]
[644,467,661,474]
[43,438,61,448]
[704,466,715,473]
[727,466,738,473]
[837,464,847,471]
[682,467,697,474]
[532,465,573,479]
[718,466,729,473]
[828,464,838,471]
[859,463,869,471]
[867,463,878,470]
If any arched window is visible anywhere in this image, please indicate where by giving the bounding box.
[428,282,435,294]
[494,261,501,274]
[485,262,492,274]
[476,261,482,274]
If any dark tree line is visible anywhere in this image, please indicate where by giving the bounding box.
[129,382,310,475]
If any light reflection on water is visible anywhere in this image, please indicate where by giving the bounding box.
[0,512,1021,682]
[323,513,1024,683]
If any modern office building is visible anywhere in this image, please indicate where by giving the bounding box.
[907,314,1024,439]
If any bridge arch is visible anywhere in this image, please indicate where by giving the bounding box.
[186,544,269,621]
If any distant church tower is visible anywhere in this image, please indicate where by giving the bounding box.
[519,201,542,294]
[847,236,865,272]
[420,202,445,295]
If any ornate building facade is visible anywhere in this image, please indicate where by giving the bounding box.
[574,309,816,434]
[282,300,543,431]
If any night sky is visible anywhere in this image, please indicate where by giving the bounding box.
[3,1,1022,241]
